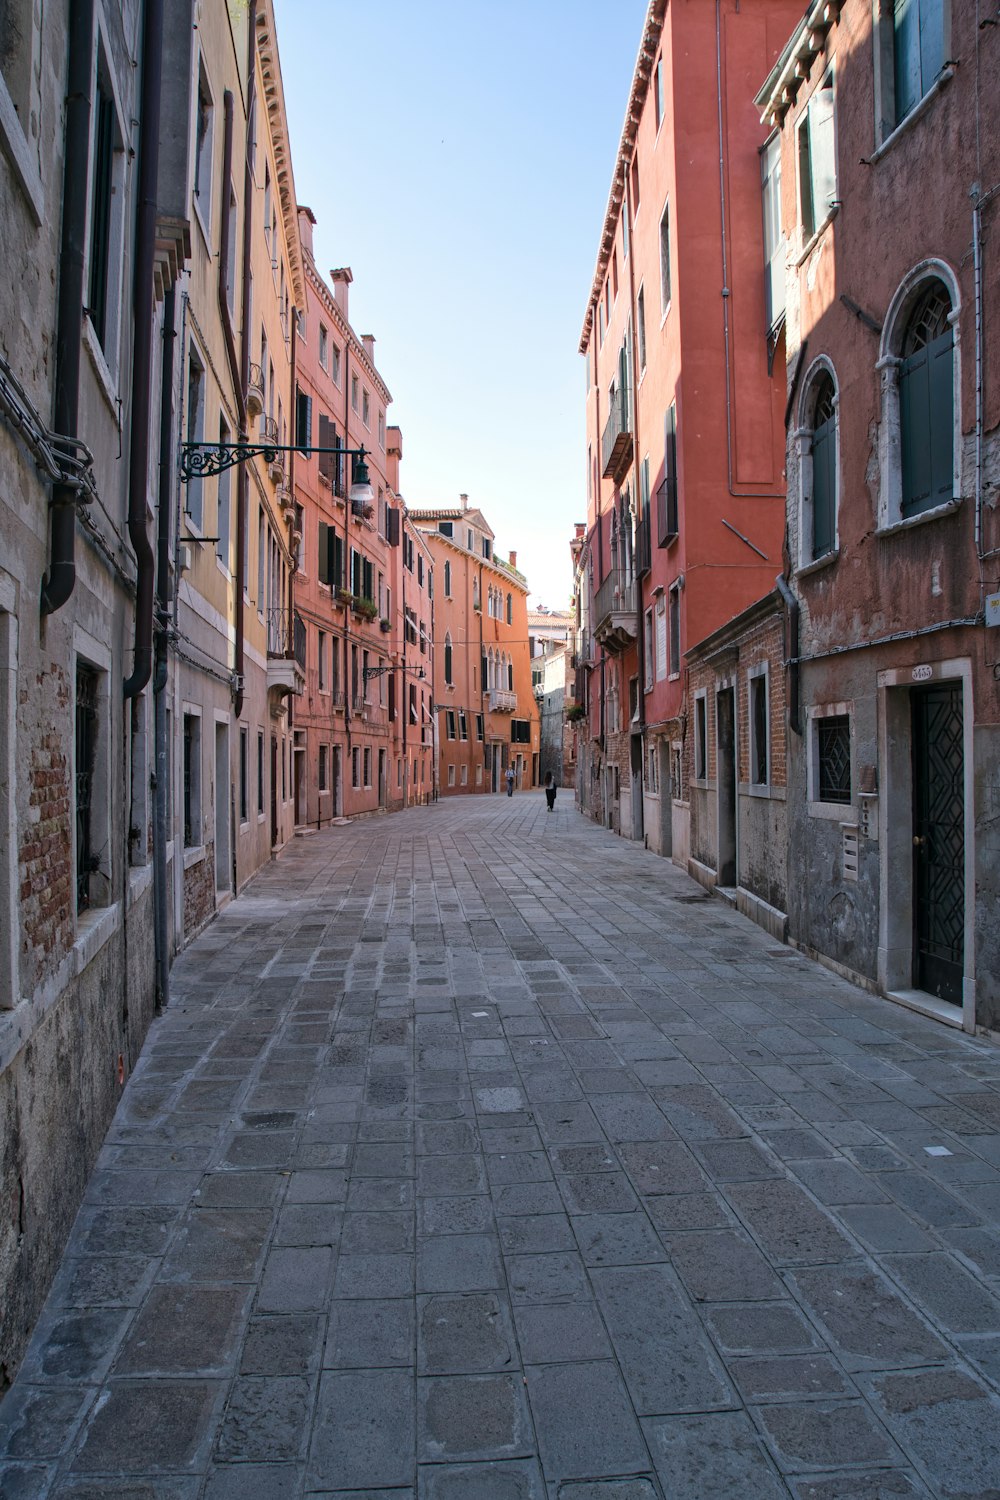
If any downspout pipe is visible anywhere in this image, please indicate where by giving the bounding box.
[124,0,165,697]
[234,0,257,721]
[152,286,176,1009]
[219,91,247,431]
[40,0,95,616]
[775,573,801,735]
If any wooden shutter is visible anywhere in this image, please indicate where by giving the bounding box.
[386,506,400,546]
[318,413,334,483]
[318,521,330,584]
[899,330,953,522]
[811,416,836,557]
[893,0,922,122]
[331,532,343,590]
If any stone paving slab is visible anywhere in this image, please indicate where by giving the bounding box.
[4,792,1000,1496]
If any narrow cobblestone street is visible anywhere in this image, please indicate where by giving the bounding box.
[4,793,1000,1498]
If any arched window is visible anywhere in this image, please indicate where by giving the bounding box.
[507,657,513,691]
[506,593,512,625]
[796,364,838,564]
[444,631,453,685]
[878,264,958,529]
[488,649,495,690]
[443,560,451,597]
[899,280,953,518]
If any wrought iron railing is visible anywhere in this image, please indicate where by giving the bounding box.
[601,384,631,475]
[594,568,637,628]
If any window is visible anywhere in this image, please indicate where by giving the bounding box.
[182,712,201,848]
[417,555,424,587]
[511,719,531,744]
[798,72,836,241]
[467,529,474,550]
[448,765,456,787]
[815,713,851,804]
[694,693,708,780]
[438,521,453,538]
[444,560,452,597]
[193,64,214,234]
[899,280,954,518]
[88,52,126,361]
[647,744,659,793]
[637,286,646,373]
[801,367,838,561]
[659,200,671,315]
[460,765,468,786]
[363,747,372,787]
[644,608,654,690]
[657,402,679,547]
[257,730,264,814]
[482,538,492,561]
[217,416,232,566]
[319,324,328,369]
[75,662,102,910]
[351,373,359,411]
[362,389,370,427]
[444,632,453,686]
[749,669,769,787]
[879,268,957,528]
[239,726,248,823]
[506,594,512,625]
[224,184,238,315]
[668,584,681,677]
[655,598,667,682]
[476,714,484,741]
[761,133,784,330]
[654,56,664,131]
[630,155,639,209]
[612,250,618,300]
[351,746,360,788]
[185,347,206,528]
[458,711,468,741]
[446,710,456,741]
[884,0,945,132]
[319,743,328,791]
[331,343,341,384]
[318,629,327,691]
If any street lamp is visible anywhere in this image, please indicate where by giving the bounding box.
[364,663,426,684]
[178,436,377,484]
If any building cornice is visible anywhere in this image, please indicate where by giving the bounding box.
[755,0,842,129]
[416,528,529,594]
[256,0,305,307]
[578,0,667,355]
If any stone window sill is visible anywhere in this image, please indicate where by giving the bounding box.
[869,68,955,166]
[876,497,962,537]
[797,547,840,579]
[796,205,839,268]
[183,844,206,870]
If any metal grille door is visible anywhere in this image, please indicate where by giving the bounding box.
[911,683,964,1004]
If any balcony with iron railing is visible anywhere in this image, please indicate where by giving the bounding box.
[245,362,264,420]
[488,689,516,712]
[260,416,284,483]
[266,607,306,697]
[601,384,633,483]
[593,567,638,653]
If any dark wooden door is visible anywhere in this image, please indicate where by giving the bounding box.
[912,683,964,1004]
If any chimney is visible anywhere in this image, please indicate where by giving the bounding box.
[297,205,316,257]
[575,522,585,540]
[362,334,375,363]
[508,550,517,569]
[460,493,469,511]
[330,266,353,316]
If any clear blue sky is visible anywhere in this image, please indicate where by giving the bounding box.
[276,0,648,609]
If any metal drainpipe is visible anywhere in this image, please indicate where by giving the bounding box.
[287,302,297,700]
[401,524,408,807]
[775,573,801,735]
[40,0,95,616]
[124,0,165,697]
[234,0,258,722]
[152,286,176,1009]
[624,169,646,741]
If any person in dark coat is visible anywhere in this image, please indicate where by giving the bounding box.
[544,771,557,811]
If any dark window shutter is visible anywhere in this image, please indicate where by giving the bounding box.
[928,328,954,506]
[318,521,330,584]
[388,670,396,721]
[811,415,836,557]
[386,506,400,546]
[900,346,933,517]
[318,413,334,482]
[363,559,374,600]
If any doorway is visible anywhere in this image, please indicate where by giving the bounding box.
[293,730,306,826]
[378,747,387,808]
[911,682,964,1005]
[270,735,278,847]
[716,685,737,888]
[331,745,341,818]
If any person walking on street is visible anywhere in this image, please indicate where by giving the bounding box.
[544,771,557,812]
[505,766,515,798]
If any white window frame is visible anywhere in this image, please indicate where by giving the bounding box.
[693,689,709,784]
[83,32,129,387]
[795,67,838,249]
[807,701,855,819]
[795,355,840,572]
[658,197,672,323]
[747,662,770,793]
[192,55,215,248]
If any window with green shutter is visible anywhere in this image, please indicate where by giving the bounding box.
[893,0,944,126]
[899,281,953,518]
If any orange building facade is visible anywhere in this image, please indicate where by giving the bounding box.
[409,500,539,795]
[575,0,802,862]
[291,208,433,823]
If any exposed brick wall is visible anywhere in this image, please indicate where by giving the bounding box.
[183,847,216,940]
[686,610,786,792]
[19,668,73,983]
